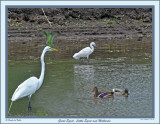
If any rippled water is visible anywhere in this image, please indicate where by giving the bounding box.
[8,57,152,117]
[8,36,152,117]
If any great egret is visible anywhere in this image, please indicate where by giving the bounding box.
[112,88,129,97]
[73,42,96,61]
[8,46,58,114]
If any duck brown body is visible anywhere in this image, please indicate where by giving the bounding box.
[92,87,114,98]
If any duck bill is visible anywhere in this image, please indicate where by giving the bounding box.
[51,48,59,51]
[125,93,128,97]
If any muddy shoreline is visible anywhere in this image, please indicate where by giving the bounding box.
[8,8,152,61]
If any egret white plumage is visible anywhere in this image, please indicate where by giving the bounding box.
[73,42,96,61]
[8,46,58,114]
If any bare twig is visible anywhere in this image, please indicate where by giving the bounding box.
[8,101,13,115]
[41,8,52,27]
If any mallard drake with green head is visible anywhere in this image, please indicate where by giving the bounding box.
[112,88,129,97]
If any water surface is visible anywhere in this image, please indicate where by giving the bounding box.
[8,37,152,117]
[8,57,152,117]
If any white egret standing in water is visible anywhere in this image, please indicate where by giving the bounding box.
[73,42,97,62]
[8,46,58,114]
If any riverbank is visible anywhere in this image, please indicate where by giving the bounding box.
[8,8,152,61]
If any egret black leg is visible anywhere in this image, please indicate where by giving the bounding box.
[28,96,32,112]
[87,58,89,64]
[80,59,83,64]
[80,58,84,64]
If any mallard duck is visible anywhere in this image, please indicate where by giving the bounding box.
[112,88,129,97]
[92,87,114,98]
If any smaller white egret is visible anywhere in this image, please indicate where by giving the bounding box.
[73,42,96,62]
[8,46,58,114]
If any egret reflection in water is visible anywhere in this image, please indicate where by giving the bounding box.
[8,37,152,116]
[73,64,96,99]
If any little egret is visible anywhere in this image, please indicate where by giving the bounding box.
[8,46,58,114]
[73,42,96,61]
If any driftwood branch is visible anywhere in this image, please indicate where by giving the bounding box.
[41,8,52,27]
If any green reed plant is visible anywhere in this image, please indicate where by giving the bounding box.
[45,31,58,48]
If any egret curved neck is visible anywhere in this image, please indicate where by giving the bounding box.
[90,44,94,52]
[39,49,47,86]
